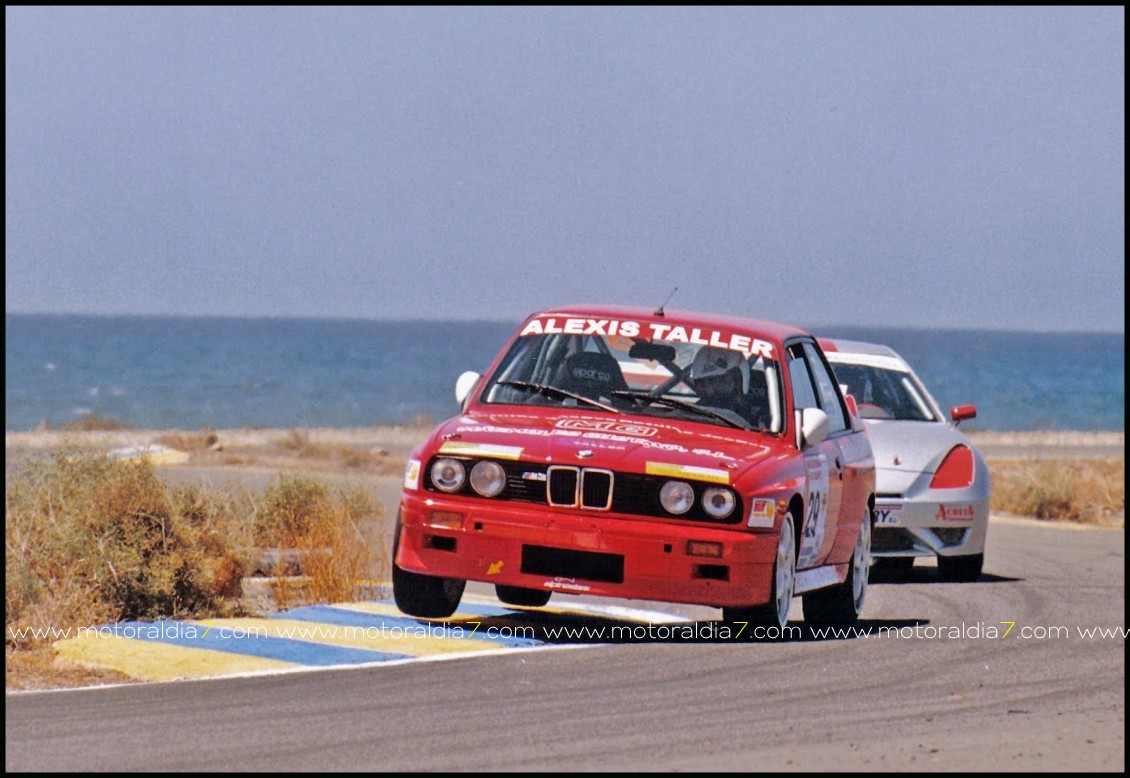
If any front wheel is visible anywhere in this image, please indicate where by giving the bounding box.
[391,514,466,618]
[802,505,871,628]
[723,511,796,630]
[937,552,983,583]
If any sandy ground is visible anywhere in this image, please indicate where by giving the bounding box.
[6,425,1124,460]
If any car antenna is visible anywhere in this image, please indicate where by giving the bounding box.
[654,287,678,317]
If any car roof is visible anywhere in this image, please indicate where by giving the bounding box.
[818,337,912,371]
[531,304,813,343]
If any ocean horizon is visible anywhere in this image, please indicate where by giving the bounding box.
[5,313,1125,433]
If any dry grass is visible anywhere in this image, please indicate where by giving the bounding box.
[988,458,1124,526]
[156,428,407,475]
[274,429,392,470]
[5,449,251,650]
[56,413,133,432]
[6,644,137,691]
[252,474,386,609]
[5,446,387,659]
[153,429,220,452]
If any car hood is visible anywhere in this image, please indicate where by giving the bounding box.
[863,419,971,490]
[425,410,782,480]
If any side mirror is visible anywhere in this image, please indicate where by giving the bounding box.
[950,404,977,425]
[797,407,830,450]
[455,371,481,407]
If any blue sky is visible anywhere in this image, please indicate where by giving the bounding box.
[5,6,1125,332]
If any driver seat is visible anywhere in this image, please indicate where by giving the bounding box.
[559,351,629,401]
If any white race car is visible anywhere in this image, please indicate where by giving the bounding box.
[820,338,990,582]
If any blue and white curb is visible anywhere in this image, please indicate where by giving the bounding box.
[53,594,692,683]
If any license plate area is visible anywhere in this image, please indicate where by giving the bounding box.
[521,544,625,584]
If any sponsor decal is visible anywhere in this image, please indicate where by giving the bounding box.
[571,366,612,382]
[404,459,421,490]
[936,503,976,522]
[545,577,591,592]
[747,497,777,528]
[519,316,775,359]
[824,351,910,373]
[448,422,742,460]
[797,454,831,568]
[646,461,730,485]
[438,441,524,460]
[874,505,902,526]
[556,418,659,437]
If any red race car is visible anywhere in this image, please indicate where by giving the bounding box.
[393,305,876,629]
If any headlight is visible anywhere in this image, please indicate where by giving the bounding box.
[930,445,976,489]
[470,460,506,497]
[431,458,466,492]
[659,481,694,515]
[701,486,736,519]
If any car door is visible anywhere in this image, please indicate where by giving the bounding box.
[786,340,852,569]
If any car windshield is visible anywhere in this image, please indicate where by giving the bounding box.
[480,331,784,433]
[829,362,939,422]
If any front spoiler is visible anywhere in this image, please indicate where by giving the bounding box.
[395,492,783,609]
[871,496,989,558]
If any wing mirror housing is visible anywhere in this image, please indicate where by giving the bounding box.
[797,407,830,450]
[455,371,481,408]
[950,404,977,425]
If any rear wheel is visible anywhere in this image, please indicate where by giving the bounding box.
[723,511,796,630]
[391,513,466,618]
[495,584,552,608]
[803,506,871,628]
[937,552,984,582]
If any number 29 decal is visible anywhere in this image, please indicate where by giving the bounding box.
[797,454,830,568]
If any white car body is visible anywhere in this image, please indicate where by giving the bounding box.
[819,338,990,581]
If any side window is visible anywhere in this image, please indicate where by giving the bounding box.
[802,342,848,433]
[787,345,820,411]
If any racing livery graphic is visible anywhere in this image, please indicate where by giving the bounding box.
[393,305,876,629]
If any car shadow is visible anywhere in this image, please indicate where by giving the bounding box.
[781,617,932,642]
[870,567,1021,585]
[436,608,934,645]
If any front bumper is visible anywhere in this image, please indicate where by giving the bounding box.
[871,495,989,558]
[395,491,781,609]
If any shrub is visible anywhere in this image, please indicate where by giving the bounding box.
[254,474,384,609]
[5,449,248,648]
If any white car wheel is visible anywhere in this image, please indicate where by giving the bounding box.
[802,505,871,628]
[723,511,796,630]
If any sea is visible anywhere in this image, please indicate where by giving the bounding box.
[5,314,1125,433]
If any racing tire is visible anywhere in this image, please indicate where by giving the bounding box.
[495,584,552,608]
[870,556,915,582]
[723,511,797,630]
[802,505,872,628]
[391,513,466,619]
[936,552,984,583]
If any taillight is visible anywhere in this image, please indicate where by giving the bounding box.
[930,445,975,489]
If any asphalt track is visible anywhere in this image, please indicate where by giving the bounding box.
[5,515,1124,771]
